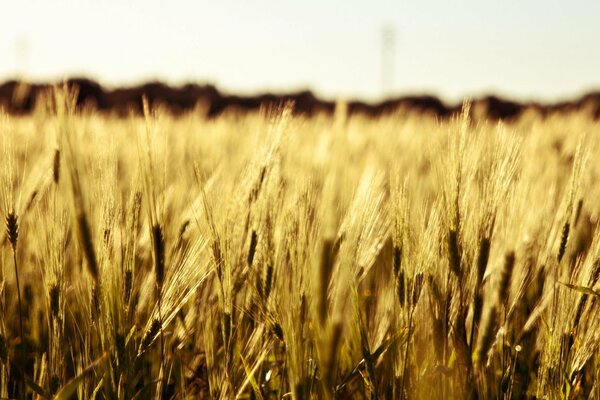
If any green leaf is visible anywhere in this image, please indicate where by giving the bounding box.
[335,332,403,393]
[237,352,264,400]
[53,353,108,400]
[125,324,137,347]
[91,375,104,400]
[130,379,161,400]
[25,376,50,399]
[559,282,600,298]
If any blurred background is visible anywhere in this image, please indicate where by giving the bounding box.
[1,0,599,102]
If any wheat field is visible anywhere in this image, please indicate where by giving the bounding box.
[0,88,599,399]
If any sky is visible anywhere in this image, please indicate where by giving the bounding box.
[1,0,599,102]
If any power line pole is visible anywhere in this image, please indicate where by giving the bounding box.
[381,25,395,98]
[15,36,30,78]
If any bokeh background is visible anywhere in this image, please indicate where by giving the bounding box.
[1,0,599,102]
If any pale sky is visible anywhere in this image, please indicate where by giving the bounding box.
[1,0,599,102]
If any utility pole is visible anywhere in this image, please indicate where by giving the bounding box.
[381,25,395,99]
[15,36,30,78]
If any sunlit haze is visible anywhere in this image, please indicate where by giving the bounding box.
[2,0,599,101]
